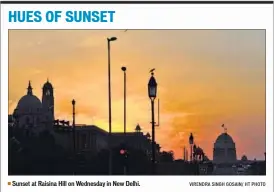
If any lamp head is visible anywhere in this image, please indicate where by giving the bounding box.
[121,66,127,71]
[108,37,117,41]
[72,99,76,105]
[148,73,157,100]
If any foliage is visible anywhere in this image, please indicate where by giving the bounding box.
[159,151,174,162]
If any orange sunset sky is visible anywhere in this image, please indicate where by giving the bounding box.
[8,30,266,160]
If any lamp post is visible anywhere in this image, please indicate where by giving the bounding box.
[121,66,127,135]
[148,71,157,174]
[121,66,127,174]
[72,99,76,175]
[107,36,117,175]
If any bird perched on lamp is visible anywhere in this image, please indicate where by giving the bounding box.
[150,68,155,74]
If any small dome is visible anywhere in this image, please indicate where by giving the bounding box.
[43,80,53,89]
[241,155,248,161]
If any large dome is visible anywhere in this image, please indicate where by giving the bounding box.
[215,133,234,144]
[16,94,42,113]
[214,133,235,149]
[213,132,237,164]
[16,81,43,114]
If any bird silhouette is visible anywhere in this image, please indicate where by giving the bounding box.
[150,68,155,73]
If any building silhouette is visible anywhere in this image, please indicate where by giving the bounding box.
[10,80,158,157]
[213,131,237,164]
[12,81,54,136]
[42,79,54,119]
[8,81,265,175]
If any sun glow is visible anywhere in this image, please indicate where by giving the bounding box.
[8,30,266,160]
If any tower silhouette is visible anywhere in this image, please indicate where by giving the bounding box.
[42,79,54,119]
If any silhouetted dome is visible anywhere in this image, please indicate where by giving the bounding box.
[43,80,53,89]
[213,132,237,164]
[16,94,42,113]
[16,81,42,114]
[146,132,151,138]
[241,155,248,161]
[214,133,235,148]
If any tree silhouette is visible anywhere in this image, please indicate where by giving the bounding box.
[159,151,174,162]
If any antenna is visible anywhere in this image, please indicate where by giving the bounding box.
[155,99,160,127]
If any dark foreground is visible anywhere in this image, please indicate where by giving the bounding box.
[9,130,265,175]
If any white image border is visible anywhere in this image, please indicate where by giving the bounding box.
[1,3,273,192]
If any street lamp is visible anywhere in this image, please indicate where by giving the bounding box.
[121,66,127,174]
[121,66,127,135]
[107,36,117,175]
[148,70,157,174]
[72,99,76,175]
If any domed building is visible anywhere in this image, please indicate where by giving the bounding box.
[213,131,237,164]
[12,80,55,136]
